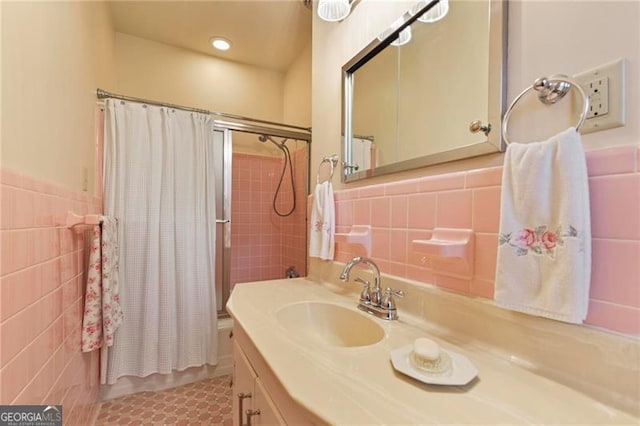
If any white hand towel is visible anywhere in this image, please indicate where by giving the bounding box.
[349,138,372,171]
[495,127,591,324]
[309,181,335,260]
[360,139,372,170]
[351,138,364,171]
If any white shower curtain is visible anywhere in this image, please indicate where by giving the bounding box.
[103,99,217,385]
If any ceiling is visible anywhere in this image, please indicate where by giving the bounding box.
[108,0,312,72]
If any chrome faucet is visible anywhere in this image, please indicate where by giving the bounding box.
[340,256,382,305]
[340,256,404,320]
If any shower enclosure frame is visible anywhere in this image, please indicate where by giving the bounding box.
[96,88,312,320]
[213,122,311,318]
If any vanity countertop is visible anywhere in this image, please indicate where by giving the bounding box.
[227,278,638,425]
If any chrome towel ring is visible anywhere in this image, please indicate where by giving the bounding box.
[316,155,339,184]
[502,75,590,145]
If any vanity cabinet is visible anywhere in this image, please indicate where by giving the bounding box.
[231,326,323,425]
[232,341,285,425]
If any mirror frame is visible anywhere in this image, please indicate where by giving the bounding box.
[341,0,508,183]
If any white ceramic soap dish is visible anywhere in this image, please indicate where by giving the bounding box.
[390,344,478,386]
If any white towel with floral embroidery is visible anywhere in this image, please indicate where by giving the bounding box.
[309,181,335,260]
[495,127,591,324]
[81,216,124,352]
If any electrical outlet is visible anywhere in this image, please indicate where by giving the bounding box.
[573,58,626,134]
[585,76,609,118]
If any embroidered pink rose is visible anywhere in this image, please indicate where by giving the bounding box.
[541,231,558,250]
[515,229,537,249]
[500,224,578,258]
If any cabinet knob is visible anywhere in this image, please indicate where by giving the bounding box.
[245,409,261,426]
[469,120,492,136]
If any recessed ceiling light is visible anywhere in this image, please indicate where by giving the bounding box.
[210,37,231,51]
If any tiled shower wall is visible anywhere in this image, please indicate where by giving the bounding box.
[0,169,102,424]
[231,149,308,287]
[332,145,640,335]
[282,148,309,273]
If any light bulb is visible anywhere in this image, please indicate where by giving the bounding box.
[392,27,412,47]
[317,0,351,22]
[210,37,231,51]
[417,0,449,23]
[378,18,412,47]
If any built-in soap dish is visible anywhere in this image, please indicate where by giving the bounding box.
[335,225,371,256]
[411,228,474,279]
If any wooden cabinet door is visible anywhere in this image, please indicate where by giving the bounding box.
[253,378,286,425]
[233,341,257,426]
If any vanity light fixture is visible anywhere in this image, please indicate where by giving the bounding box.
[317,0,353,22]
[393,27,412,46]
[210,37,231,51]
[414,0,449,23]
[389,18,412,47]
[378,18,413,47]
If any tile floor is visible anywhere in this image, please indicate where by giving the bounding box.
[95,375,233,425]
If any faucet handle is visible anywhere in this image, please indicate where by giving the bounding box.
[381,288,404,310]
[355,278,371,305]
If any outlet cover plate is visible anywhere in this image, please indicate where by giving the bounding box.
[573,58,626,134]
[584,76,609,118]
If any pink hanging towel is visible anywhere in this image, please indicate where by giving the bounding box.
[81,217,124,352]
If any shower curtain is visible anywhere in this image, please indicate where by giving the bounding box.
[103,99,217,385]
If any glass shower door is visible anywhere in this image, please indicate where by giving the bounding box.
[213,129,232,317]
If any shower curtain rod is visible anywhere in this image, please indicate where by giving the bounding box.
[96,89,312,134]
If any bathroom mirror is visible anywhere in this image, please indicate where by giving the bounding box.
[342,0,507,182]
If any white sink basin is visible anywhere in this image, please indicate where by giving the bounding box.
[276,301,385,348]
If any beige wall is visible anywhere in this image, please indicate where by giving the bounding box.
[2,7,311,188]
[115,33,312,156]
[114,32,285,122]
[283,41,312,128]
[1,0,117,194]
[313,0,640,190]
[507,0,639,148]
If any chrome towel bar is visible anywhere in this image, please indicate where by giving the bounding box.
[502,75,590,145]
[316,155,338,184]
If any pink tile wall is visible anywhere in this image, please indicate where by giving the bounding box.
[230,149,307,288]
[0,168,102,425]
[282,147,309,276]
[330,144,640,336]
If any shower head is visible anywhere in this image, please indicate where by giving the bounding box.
[257,134,288,149]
